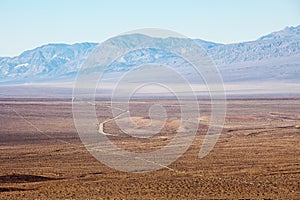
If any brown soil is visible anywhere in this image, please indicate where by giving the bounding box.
[0,99,299,199]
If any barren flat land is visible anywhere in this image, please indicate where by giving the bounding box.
[0,99,299,199]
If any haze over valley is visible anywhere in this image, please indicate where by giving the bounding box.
[0,25,299,97]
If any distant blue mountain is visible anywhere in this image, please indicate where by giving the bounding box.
[0,43,97,83]
[0,25,299,84]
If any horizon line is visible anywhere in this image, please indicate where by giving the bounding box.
[1,24,299,58]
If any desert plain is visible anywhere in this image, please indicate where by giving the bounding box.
[0,98,299,199]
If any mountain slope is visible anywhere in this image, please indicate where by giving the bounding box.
[209,25,300,65]
[0,25,299,84]
[209,26,300,82]
[0,43,97,83]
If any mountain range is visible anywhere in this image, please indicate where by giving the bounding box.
[0,25,299,85]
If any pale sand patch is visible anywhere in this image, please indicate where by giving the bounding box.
[129,117,181,130]
[198,116,210,122]
[130,117,152,126]
[99,116,182,137]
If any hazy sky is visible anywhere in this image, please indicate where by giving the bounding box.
[0,0,299,57]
